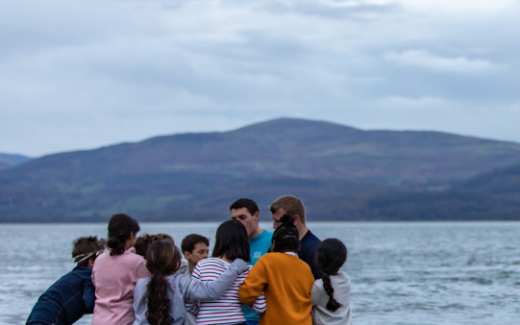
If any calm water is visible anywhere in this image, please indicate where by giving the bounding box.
[0,222,519,325]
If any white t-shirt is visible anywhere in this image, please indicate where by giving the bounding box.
[311,271,353,325]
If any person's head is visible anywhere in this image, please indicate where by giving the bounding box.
[134,234,154,257]
[135,233,175,258]
[107,213,140,256]
[271,214,300,253]
[212,220,251,263]
[72,236,104,269]
[146,240,182,277]
[145,240,182,325]
[270,195,305,229]
[230,198,260,238]
[316,238,348,312]
[181,234,210,266]
[152,233,174,245]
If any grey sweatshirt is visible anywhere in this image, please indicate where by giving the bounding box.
[133,259,248,325]
[311,271,353,325]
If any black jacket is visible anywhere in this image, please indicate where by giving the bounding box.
[26,266,95,325]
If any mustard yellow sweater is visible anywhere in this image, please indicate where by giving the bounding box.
[239,252,315,325]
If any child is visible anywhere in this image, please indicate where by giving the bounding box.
[91,213,150,325]
[134,234,154,257]
[239,215,315,325]
[135,233,175,257]
[179,234,210,275]
[26,236,104,325]
[133,239,250,325]
[311,239,352,325]
[186,220,266,325]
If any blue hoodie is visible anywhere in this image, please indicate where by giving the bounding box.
[26,265,95,325]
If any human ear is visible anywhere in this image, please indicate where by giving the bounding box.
[293,215,301,225]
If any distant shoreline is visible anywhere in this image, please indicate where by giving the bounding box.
[2,220,519,225]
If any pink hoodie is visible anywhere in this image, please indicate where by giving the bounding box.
[91,247,150,325]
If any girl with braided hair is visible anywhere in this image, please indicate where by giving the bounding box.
[133,239,250,325]
[311,239,353,325]
[239,214,315,325]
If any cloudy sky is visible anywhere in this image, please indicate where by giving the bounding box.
[1,0,519,156]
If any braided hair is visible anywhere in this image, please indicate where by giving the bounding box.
[316,238,347,312]
[272,214,299,253]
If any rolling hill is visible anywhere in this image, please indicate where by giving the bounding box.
[1,118,520,222]
[0,153,32,170]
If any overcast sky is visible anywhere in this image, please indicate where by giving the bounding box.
[1,0,519,156]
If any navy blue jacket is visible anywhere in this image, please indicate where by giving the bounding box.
[26,266,95,325]
[299,229,323,280]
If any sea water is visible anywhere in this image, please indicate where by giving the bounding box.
[0,222,519,325]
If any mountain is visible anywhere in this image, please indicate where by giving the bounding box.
[0,153,32,170]
[1,118,520,222]
[358,163,520,221]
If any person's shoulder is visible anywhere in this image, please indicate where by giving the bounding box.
[336,271,351,283]
[198,257,225,268]
[176,264,190,276]
[251,229,272,244]
[256,252,278,263]
[301,230,321,250]
[262,252,302,263]
[134,277,150,298]
[261,229,273,238]
[313,277,324,289]
[72,266,93,280]
[93,251,109,263]
[50,269,80,288]
[171,273,191,292]
[135,277,151,292]
[306,230,321,243]
[136,277,151,286]
[124,250,147,265]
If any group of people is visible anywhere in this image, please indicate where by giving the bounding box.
[26,195,353,325]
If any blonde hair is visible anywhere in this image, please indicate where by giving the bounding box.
[270,195,306,223]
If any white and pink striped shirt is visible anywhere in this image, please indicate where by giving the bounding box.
[186,257,266,325]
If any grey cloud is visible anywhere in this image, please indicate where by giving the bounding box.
[1,0,520,155]
[261,0,401,19]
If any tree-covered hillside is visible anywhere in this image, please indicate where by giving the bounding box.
[1,118,520,222]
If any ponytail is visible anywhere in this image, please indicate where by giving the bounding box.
[107,213,140,256]
[146,273,173,325]
[316,238,348,312]
[145,240,181,325]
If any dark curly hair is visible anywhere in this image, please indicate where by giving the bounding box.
[271,214,299,253]
[145,240,181,325]
[107,213,140,256]
[316,238,347,312]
